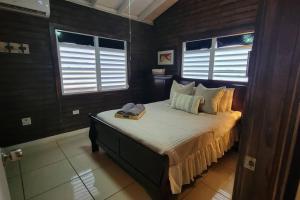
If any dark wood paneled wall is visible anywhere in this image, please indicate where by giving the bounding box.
[0,0,155,146]
[153,0,259,75]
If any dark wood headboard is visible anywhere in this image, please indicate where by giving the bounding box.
[178,78,247,113]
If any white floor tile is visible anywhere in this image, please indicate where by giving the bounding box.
[200,160,233,192]
[30,178,93,200]
[57,133,91,158]
[184,182,228,200]
[107,183,151,200]
[20,142,65,173]
[69,152,111,176]
[81,163,134,200]
[23,160,78,199]
[3,133,238,200]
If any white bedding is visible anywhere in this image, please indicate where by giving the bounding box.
[97,100,241,193]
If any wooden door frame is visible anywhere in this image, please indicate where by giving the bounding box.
[233,0,300,199]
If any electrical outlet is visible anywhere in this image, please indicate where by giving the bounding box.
[73,110,80,115]
[21,117,31,126]
[244,155,256,171]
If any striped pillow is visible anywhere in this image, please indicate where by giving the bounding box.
[171,92,204,114]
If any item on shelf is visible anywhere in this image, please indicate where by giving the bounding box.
[152,68,165,75]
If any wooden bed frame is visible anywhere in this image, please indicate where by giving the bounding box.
[89,79,247,200]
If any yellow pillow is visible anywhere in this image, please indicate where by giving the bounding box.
[218,88,235,112]
[194,84,225,114]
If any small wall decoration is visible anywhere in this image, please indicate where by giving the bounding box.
[158,50,174,65]
[0,42,9,53]
[0,41,30,54]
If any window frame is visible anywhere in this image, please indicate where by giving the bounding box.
[181,32,253,83]
[55,29,129,96]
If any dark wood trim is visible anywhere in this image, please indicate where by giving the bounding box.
[233,0,300,199]
[282,123,300,200]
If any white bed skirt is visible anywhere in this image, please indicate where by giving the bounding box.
[168,128,237,194]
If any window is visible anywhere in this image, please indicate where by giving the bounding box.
[182,33,254,82]
[99,37,127,91]
[182,39,212,80]
[56,30,128,95]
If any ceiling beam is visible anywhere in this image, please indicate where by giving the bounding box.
[117,0,135,14]
[65,0,153,25]
[138,0,177,21]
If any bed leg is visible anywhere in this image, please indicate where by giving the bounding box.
[89,119,99,152]
[156,157,173,200]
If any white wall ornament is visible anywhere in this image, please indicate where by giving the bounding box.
[0,41,30,54]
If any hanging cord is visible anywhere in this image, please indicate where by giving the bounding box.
[129,0,132,62]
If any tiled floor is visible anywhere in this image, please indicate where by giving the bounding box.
[4,131,238,200]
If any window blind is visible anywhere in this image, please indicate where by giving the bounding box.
[182,49,210,79]
[213,46,251,82]
[56,30,128,95]
[58,43,97,94]
[99,47,127,91]
[182,33,253,82]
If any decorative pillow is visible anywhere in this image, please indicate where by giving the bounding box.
[171,92,204,114]
[226,88,235,111]
[169,80,195,101]
[218,88,235,112]
[194,84,225,114]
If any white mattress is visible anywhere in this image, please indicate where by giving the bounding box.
[97,100,241,157]
[97,100,241,193]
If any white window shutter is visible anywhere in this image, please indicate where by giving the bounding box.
[99,47,128,91]
[182,48,210,79]
[213,46,251,82]
[58,43,97,94]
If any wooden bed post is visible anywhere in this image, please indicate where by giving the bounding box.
[89,114,99,152]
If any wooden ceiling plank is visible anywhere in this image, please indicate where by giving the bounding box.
[138,0,177,21]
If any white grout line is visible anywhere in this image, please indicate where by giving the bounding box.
[103,182,135,200]
[55,140,96,200]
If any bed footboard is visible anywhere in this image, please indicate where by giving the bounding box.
[89,114,172,200]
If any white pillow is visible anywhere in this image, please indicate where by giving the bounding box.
[169,80,195,101]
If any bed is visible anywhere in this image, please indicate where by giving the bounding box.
[89,80,246,200]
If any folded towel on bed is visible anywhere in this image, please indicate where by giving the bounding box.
[117,103,135,115]
[127,104,145,116]
[116,103,145,118]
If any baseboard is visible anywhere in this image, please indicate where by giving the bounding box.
[3,127,89,152]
